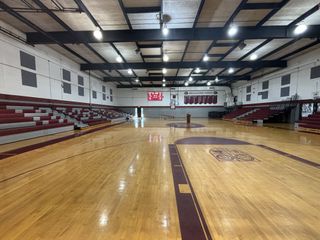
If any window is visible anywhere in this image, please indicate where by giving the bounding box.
[110,88,113,95]
[280,87,290,97]
[310,65,320,79]
[63,69,71,81]
[78,86,84,96]
[62,69,71,94]
[63,82,71,94]
[78,76,84,96]
[92,90,97,99]
[262,81,269,90]
[110,96,113,102]
[280,75,290,97]
[281,74,290,85]
[103,93,106,100]
[102,85,106,93]
[20,51,37,88]
[246,94,251,101]
[246,85,251,93]
[78,76,84,85]
[20,51,36,70]
[261,91,268,99]
[21,70,37,87]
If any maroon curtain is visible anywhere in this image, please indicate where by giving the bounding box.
[184,96,189,104]
[194,96,199,104]
[189,96,195,104]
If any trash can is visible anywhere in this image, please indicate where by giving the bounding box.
[186,114,191,124]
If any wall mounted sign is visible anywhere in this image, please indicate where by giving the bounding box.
[147,92,164,101]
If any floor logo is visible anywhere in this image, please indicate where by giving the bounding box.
[210,148,255,162]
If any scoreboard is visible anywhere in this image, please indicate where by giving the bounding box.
[147,92,164,101]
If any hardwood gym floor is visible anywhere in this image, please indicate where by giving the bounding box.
[0,119,319,240]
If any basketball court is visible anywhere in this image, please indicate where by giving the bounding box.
[0,1,320,239]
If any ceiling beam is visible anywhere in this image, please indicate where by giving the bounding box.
[116,83,228,88]
[104,75,250,82]
[81,60,287,71]
[124,6,161,13]
[26,25,320,44]
[242,3,283,10]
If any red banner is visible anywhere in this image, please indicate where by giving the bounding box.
[147,92,164,101]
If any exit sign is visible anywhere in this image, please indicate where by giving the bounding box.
[148,92,164,101]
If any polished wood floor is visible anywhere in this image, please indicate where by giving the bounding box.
[0,119,319,239]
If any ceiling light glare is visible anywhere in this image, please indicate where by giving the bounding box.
[135,78,139,82]
[250,53,258,61]
[127,69,133,75]
[116,56,123,63]
[228,25,238,37]
[163,54,169,62]
[162,78,166,82]
[184,82,189,86]
[228,68,234,74]
[162,83,166,87]
[162,68,167,74]
[203,54,209,61]
[162,25,169,36]
[188,76,193,82]
[195,67,200,73]
[215,76,219,82]
[207,81,211,86]
[294,24,308,35]
[93,27,102,40]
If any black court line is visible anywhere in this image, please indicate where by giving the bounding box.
[169,144,213,240]
[257,144,320,169]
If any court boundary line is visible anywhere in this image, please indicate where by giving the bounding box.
[169,144,213,240]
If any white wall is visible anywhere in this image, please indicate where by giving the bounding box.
[0,21,117,106]
[117,86,232,107]
[232,47,320,105]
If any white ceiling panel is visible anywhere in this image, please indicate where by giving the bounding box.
[177,68,193,76]
[140,48,161,55]
[205,68,225,76]
[242,39,293,60]
[163,0,202,28]
[209,46,232,54]
[197,0,242,27]
[264,38,316,60]
[47,44,86,64]
[184,53,203,61]
[114,42,143,62]
[134,70,148,77]
[303,11,320,25]
[264,0,320,26]
[82,0,128,30]
[234,9,272,26]
[56,12,96,31]
[65,44,105,63]
[90,43,119,63]
[224,39,265,60]
[128,13,160,29]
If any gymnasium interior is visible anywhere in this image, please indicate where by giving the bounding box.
[0,0,320,239]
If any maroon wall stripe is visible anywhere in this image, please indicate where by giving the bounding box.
[169,144,213,240]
